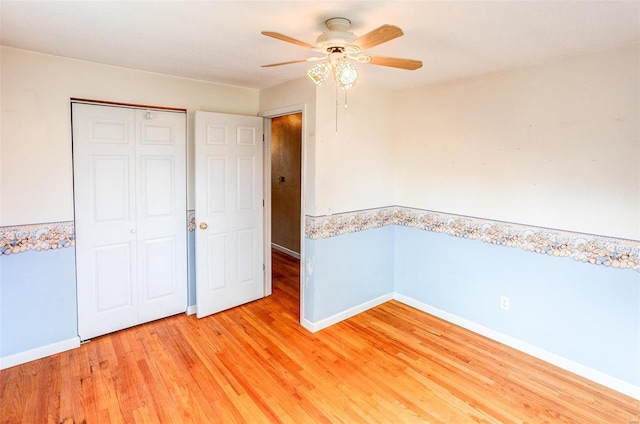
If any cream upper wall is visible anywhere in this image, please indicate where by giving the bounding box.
[0,46,259,226]
[313,82,396,216]
[395,43,640,240]
[4,43,637,239]
[260,77,396,217]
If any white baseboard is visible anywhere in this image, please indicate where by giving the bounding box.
[0,337,80,370]
[300,318,316,333]
[186,305,197,315]
[393,293,640,400]
[301,293,394,333]
[272,243,300,259]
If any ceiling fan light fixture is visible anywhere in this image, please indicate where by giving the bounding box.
[307,62,331,86]
[334,60,358,90]
[262,18,422,91]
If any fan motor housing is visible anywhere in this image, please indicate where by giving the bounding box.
[314,17,359,53]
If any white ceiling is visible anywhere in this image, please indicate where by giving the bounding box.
[1,1,639,90]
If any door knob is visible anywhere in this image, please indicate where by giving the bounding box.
[199,222,208,230]
[130,228,136,234]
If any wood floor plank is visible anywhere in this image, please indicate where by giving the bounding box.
[1,249,638,423]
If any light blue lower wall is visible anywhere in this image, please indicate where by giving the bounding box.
[0,248,78,357]
[188,230,196,307]
[394,225,640,387]
[303,235,316,320]
[304,226,395,323]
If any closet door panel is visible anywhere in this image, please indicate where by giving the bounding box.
[141,156,174,218]
[73,104,138,341]
[91,156,131,223]
[136,110,187,323]
[94,243,134,311]
[141,236,177,299]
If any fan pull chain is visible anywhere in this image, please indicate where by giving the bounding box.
[335,86,339,134]
[334,88,351,134]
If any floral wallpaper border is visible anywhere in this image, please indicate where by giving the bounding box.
[305,206,640,272]
[4,208,638,271]
[1,212,198,256]
[0,221,76,255]
[187,210,195,232]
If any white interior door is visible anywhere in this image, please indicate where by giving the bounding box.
[195,111,265,318]
[73,103,187,340]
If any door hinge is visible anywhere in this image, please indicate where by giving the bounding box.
[263,263,266,272]
[263,199,265,207]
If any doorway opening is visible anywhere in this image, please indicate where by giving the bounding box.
[270,113,302,259]
[262,108,304,321]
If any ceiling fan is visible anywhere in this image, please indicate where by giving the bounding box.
[261,17,422,89]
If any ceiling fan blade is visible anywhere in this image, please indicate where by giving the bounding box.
[366,55,423,70]
[349,25,403,51]
[261,56,325,68]
[261,59,310,68]
[261,31,314,49]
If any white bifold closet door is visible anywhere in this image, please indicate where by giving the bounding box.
[72,103,187,341]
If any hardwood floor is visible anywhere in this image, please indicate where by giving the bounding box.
[1,249,638,423]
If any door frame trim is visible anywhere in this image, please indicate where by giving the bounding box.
[71,97,186,112]
[259,104,306,320]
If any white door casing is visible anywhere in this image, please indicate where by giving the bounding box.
[194,111,265,318]
[73,103,187,340]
